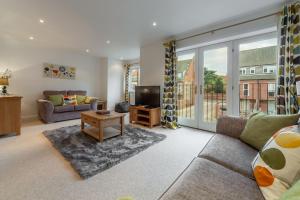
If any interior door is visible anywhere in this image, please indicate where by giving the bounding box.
[176,50,199,128]
[198,42,233,131]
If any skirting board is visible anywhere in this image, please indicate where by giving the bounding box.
[22,114,38,123]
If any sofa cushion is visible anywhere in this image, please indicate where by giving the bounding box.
[252,125,300,200]
[63,95,77,106]
[198,134,257,179]
[75,104,91,111]
[67,90,86,96]
[48,95,64,106]
[279,180,300,200]
[76,95,87,104]
[54,105,74,113]
[240,112,299,150]
[159,157,264,200]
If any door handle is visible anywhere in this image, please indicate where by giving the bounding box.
[199,85,203,95]
[194,85,197,95]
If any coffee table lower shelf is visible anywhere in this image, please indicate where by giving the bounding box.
[82,126,122,141]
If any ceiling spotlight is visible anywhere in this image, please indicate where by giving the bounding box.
[152,22,157,27]
[29,36,34,40]
[85,49,90,53]
[106,40,111,44]
[39,19,45,24]
[120,57,124,60]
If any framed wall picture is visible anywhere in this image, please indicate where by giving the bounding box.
[43,63,76,80]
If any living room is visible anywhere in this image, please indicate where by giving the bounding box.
[1,0,299,200]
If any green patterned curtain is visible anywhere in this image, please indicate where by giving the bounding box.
[161,41,179,129]
[277,2,300,114]
[124,64,130,102]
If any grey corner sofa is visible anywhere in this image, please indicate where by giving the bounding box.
[159,116,264,200]
[37,90,97,123]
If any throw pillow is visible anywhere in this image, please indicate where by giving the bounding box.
[63,95,77,105]
[252,125,300,200]
[48,95,64,106]
[240,112,299,150]
[279,180,300,200]
[85,96,94,104]
[76,95,86,104]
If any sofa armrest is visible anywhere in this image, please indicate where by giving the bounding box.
[37,100,54,123]
[216,116,247,139]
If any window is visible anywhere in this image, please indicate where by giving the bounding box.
[240,68,246,75]
[243,83,249,96]
[250,67,256,75]
[263,65,276,74]
[128,66,140,92]
[268,83,275,97]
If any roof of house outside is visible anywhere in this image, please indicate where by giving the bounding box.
[240,46,277,67]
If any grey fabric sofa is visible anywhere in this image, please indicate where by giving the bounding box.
[159,116,264,200]
[37,90,97,123]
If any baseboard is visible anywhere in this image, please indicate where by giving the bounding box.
[22,114,38,123]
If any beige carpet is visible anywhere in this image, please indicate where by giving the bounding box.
[0,119,213,200]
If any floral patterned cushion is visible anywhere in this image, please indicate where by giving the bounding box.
[63,95,77,105]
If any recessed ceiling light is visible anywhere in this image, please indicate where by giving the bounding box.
[106,40,111,44]
[85,49,90,53]
[120,57,124,60]
[39,19,45,24]
[29,36,34,40]
[152,22,157,27]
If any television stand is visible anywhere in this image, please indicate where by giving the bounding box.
[129,106,161,128]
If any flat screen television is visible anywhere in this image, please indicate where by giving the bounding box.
[135,86,160,108]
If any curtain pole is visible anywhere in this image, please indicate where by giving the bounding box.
[176,11,281,42]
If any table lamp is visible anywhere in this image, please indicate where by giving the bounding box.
[0,77,9,95]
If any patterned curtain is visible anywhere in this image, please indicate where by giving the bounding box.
[124,64,130,102]
[277,2,300,114]
[161,41,179,129]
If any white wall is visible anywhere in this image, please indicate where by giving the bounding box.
[140,41,165,87]
[106,59,124,110]
[98,57,124,110]
[0,42,102,120]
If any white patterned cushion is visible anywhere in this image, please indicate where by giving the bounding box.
[252,125,300,200]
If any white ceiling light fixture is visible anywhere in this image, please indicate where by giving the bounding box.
[120,56,124,60]
[29,36,34,40]
[106,40,111,44]
[85,49,90,53]
[152,21,157,27]
[39,19,45,24]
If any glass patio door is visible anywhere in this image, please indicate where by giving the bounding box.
[198,42,233,131]
[176,43,233,131]
[176,50,199,128]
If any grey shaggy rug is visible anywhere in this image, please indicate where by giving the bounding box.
[43,125,166,179]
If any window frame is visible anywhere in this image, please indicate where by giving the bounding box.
[267,83,276,97]
[243,83,250,96]
[263,65,276,74]
[249,67,256,75]
[240,68,247,75]
[128,65,140,93]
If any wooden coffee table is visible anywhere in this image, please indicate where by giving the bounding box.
[81,111,125,142]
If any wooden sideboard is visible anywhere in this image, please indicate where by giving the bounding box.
[0,95,22,136]
[129,106,161,128]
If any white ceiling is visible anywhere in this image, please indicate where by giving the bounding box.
[0,0,284,60]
